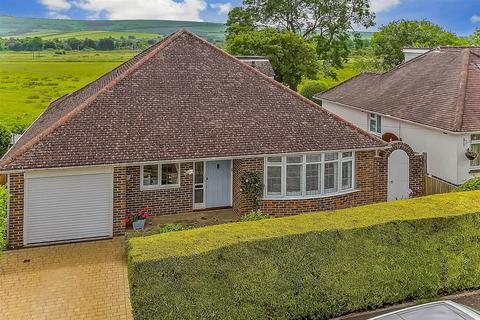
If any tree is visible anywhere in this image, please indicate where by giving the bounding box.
[98,38,115,50]
[225,7,256,40]
[470,29,480,45]
[0,125,11,158]
[25,37,43,51]
[299,80,328,101]
[227,28,318,90]
[372,20,468,68]
[235,0,374,77]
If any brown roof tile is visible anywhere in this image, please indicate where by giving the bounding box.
[317,47,480,132]
[0,30,384,171]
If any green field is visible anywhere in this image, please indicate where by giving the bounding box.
[0,48,360,131]
[0,50,136,130]
[0,16,226,42]
[29,30,161,40]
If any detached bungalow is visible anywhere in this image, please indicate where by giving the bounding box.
[316,47,480,187]
[0,30,422,248]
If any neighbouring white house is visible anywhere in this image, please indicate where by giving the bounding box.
[316,46,480,186]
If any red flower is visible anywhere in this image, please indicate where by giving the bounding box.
[123,218,130,225]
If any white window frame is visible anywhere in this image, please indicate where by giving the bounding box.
[470,134,480,169]
[369,113,382,134]
[264,152,355,200]
[141,163,180,190]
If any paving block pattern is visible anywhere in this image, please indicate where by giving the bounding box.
[0,238,132,320]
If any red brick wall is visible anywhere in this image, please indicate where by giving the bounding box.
[232,151,388,217]
[125,163,193,216]
[113,167,127,236]
[232,158,263,216]
[7,173,24,248]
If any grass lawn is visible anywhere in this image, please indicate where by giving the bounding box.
[128,191,480,319]
[0,50,136,130]
[308,56,361,89]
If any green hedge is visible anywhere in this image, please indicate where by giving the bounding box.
[455,177,480,192]
[128,191,480,320]
[0,186,8,253]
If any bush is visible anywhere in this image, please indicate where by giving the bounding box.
[156,223,193,234]
[240,209,269,222]
[128,191,480,320]
[455,177,480,192]
[0,125,11,158]
[0,186,9,253]
[299,80,329,101]
[240,171,263,210]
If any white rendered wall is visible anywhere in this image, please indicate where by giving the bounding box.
[322,100,473,185]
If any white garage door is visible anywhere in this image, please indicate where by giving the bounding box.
[24,167,113,245]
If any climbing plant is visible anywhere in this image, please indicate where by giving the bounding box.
[240,171,264,210]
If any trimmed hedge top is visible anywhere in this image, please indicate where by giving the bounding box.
[128,191,480,262]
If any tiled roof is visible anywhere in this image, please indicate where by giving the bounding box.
[317,47,480,132]
[0,30,384,171]
[236,56,275,77]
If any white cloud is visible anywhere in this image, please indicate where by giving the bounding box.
[210,2,233,16]
[74,0,207,21]
[39,0,71,10]
[471,15,480,23]
[370,0,400,13]
[47,11,71,19]
[39,0,71,19]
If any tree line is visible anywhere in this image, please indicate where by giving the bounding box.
[224,0,480,93]
[0,35,163,52]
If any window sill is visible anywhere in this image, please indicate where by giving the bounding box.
[262,188,360,201]
[140,184,180,191]
[469,168,480,174]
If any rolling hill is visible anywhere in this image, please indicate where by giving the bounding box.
[0,16,226,42]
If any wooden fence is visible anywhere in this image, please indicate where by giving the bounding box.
[425,175,456,195]
[0,174,7,187]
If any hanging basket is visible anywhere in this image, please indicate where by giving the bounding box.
[465,149,478,161]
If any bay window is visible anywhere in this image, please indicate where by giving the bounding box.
[265,152,355,199]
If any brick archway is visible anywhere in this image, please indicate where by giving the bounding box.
[375,142,426,200]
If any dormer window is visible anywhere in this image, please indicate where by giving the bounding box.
[369,113,382,134]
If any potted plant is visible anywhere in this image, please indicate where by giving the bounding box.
[465,148,479,161]
[124,209,151,230]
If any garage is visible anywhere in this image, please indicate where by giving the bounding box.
[24,167,113,245]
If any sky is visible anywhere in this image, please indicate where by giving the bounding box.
[0,0,479,35]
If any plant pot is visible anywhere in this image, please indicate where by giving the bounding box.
[132,219,146,230]
[466,151,478,161]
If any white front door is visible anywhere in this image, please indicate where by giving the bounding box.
[205,160,232,208]
[388,150,410,201]
[24,168,113,245]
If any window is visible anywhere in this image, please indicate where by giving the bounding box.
[265,152,355,199]
[369,113,382,134]
[142,163,179,188]
[471,134,480,168]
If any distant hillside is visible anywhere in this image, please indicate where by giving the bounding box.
[0,16,226,42]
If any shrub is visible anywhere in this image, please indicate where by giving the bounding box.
[156,223,193,234]
[455,177,480,192]
[0,186,9,253]
[128,191,480,320]
[299,80,329,101]
[0,125,11,158]
[240,209,268,222]
[240,171,263,210]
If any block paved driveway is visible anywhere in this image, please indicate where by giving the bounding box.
[0,238,133,320]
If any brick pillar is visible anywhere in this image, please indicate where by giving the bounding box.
[8,173,24,248]
[113,167,126,236]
